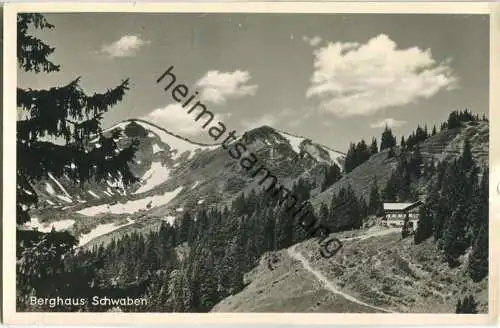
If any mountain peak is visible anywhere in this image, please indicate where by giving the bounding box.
[106,118,222,147]
[240,124,345,168]
[100,119,346,169]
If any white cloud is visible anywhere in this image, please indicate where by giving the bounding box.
[195,70,258,105]
[144,69,255,136]
[100,35,150,58]
[302,35,323,47]
[145,103,228,136]
[370,118,407,129]
[306,34,458,117]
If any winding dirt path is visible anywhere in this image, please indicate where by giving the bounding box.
[287,228,398,313]
[341,227,401,242]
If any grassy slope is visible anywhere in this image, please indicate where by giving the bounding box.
[296,230,488,313]
[211,248,380,313]
[311,121,489,208]
[213,227,488,313]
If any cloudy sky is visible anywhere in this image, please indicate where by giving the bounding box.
[19,13,489,151]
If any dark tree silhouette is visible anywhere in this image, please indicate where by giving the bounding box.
[455,295,479,314]
[380,125,396,151]
[17,13,139,308]
[17,14,139,225]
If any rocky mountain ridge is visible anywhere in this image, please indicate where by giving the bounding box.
[26,118,346,247]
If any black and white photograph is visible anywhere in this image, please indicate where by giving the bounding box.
[3,1,499,325]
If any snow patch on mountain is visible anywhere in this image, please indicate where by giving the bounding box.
[152,143,163,154]
[48,172,71,198]
[133,120,219,160]
[77,186,183,216]
[57,195,73,203]
[278,130,344,168]
[134,161,171,194]
[78,218,135,247]
[106,173,127,195]
[88,190,100,199]
[91,122,131,143]
[323,148,345,166]
[45,183,56,195]
[278,132,303,154]
[24,217,75,233]
[161,216,176,226]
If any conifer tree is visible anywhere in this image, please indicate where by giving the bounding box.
[17,14,137,225]
[468,224,488,282]
[387,147,396,158]
[455,295,479,314]
[461,138,474,173]
[220,238,245,294]
[169,267,194,312]
[380,125,397,151]
[383,173,398,202]
[442,204,469,267]
[414,201,434,244]
[401,215,411,239]
[275,206,294,249]
[467,167,489,281]
[196,250,218,312]
[263,208,276,251]
[319,203,330,225]
[425,158,436,177]
[410,145,423,178]
[368,178,382,216]
[433,196,449,242]
[346,185,363,229]
[357,139,370,162]
[16,13,138,303]
[472,167,489,239]
[344,142,357,173]
[359,197,368,221]
[322,163,341,191]
[344,139,372,173]
[441,160,465,215]
[369,137,378,155]
[178,211,193,243]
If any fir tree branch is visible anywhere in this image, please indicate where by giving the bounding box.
[18,79,128,144]
[16,13,138,227]
[17,14,60,73]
